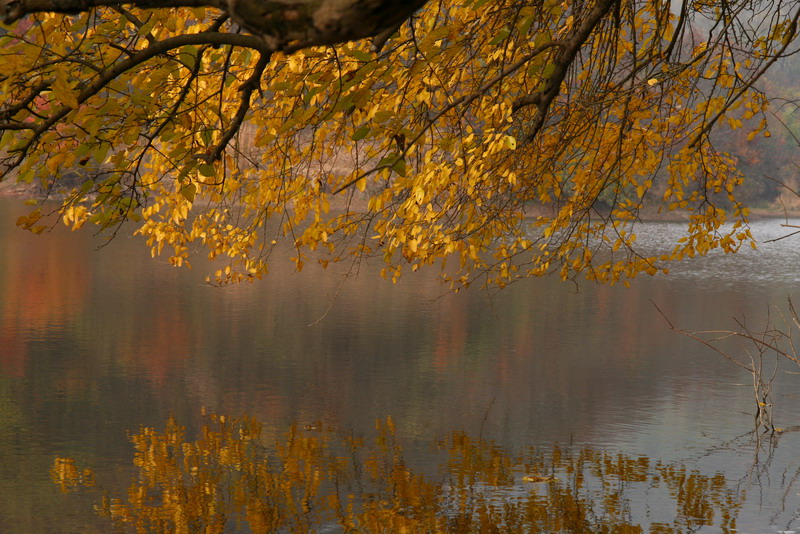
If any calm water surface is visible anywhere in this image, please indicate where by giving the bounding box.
[2,197,800,532]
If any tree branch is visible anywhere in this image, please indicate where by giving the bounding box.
[202,50,270,163]
[1,31,269,170]
[333,40,564,195]
[1,0,428,51]
[688,6,800,149]
[514,0,619,141]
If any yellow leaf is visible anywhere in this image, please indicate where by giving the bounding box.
[53,70,79,109]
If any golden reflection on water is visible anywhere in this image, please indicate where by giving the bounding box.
[52,413,743,533]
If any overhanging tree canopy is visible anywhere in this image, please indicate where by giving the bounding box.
[0,0,797,287]
[1,0,428,50]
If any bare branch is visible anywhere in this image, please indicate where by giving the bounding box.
[653,301,755,372]
[688,6,800,149]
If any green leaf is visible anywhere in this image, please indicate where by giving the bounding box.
[92,142,110,163]
[176,164,194,184]
[526,63,541,77]
[518,15,535,35]
[418,25,452,53]
[349,49,373,62]
[200,129,214,146]
[181,46,199,61]
[489,27,511,45]
[378,153,406,177]
[392,157,407,177]
[303,86,321,105]
[139,17,157,36]
[17,166,34,184]
[180,183,197,202]
[75,143,92,158]
[80,179,95,194]
[378,153,399,167]
[198,164,216,177]
[351,126,370,141]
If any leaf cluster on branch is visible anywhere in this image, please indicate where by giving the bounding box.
[0,0,798,287]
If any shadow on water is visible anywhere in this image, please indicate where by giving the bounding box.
[52,412,751,533]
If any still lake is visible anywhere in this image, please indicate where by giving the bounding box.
[2,195,800,532]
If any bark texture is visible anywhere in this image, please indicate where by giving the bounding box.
[0,0,427,49]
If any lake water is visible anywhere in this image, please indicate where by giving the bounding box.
[2,196,800,533]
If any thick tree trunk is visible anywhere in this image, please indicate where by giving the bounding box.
[0,0,427,50]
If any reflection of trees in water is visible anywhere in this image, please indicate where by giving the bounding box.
[52,413,743,533]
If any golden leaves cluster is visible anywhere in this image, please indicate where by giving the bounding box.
[1,0,793,286]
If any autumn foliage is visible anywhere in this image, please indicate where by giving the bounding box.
[1,0,798,287]
[52,413,743,532]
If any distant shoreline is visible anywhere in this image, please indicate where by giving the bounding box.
[3,178,799,222]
